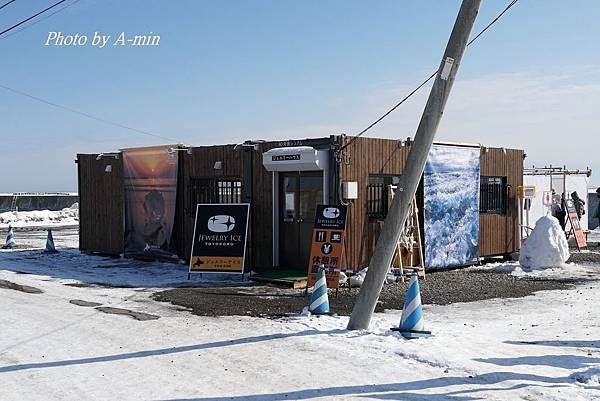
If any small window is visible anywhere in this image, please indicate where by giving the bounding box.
[368,175,401,218]
[189,177,242,215]
[480,176,508,214]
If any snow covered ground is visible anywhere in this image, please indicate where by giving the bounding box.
[0,240,599,400]
[0,204,79,229]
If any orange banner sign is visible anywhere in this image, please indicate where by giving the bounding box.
[307,205,348,289]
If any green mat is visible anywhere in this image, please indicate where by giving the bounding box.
[251,269,307,282]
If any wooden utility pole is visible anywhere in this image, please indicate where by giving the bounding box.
[347,0,482,330]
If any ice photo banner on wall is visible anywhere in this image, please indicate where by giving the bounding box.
[424,145,480,269]
[122,146,179,260]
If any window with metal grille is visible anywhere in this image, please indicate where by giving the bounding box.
[367,175,401,218]
[188,177,242,215]
[480,176,508,214]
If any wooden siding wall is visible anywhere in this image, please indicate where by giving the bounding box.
[340,137,411,268]
[249,143,277,268]
[480,148,524,256]
[180,145,244,259]
[77,154,124,255]
[76,139,522,268]
[178,143,291,268]
[340,138,523,269]
[244,138,335,270]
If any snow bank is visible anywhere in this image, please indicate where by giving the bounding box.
[571,368,600,386]
[347,267,397,288]
[0,204,79,228]
[519,215,570,270]
[468,260,600,281]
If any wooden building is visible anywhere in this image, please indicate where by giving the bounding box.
[77,136,523,271]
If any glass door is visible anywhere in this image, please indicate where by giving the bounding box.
[279,172,323,269]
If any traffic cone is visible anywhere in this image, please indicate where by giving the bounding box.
[2,225,16,249]
[44,229,58,253]
[391,271,432,338]
[308,265,330,315]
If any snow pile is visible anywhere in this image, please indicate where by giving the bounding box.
[348,268,366,287]
[0,204,79,228]
[347,267,397,287]
[469,260,600,280]
[571,368,600,386]
[519,215,570,270]
[338,271,348,286]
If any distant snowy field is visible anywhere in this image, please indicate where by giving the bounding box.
[0,237,599,400]
[0,203,79,229]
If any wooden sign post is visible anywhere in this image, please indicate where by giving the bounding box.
[307,205,348,289]
[388,186,424,281]
[564,198,587,250]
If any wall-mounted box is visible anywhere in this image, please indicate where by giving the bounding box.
[342,181,358,200]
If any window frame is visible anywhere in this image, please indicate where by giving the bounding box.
[188,177,242,216]
[480,176,508,215]
[367,174,401,219]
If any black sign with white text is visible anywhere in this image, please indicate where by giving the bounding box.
[314,205,347,229]
[189,203,250,274]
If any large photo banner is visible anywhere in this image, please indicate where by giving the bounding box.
[123,146,178,260]
[424,145,480,269]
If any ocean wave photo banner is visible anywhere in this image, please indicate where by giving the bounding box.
[424,145,480,269]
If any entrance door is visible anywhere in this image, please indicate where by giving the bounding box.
[279,172,323,269]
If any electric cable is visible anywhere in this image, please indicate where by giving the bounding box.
[341,0,520,151]
[0,0,17,12]
[0,0,82,41]
[0,83,180,143]
[0,0,68,37]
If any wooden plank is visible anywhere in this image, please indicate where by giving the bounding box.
[77,154,124,255]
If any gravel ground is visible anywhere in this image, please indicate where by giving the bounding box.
[568,243,600,264]
[152,269,582,318]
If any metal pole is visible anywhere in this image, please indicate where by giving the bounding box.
[347,0,481,330]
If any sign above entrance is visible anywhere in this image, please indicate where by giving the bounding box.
[262,146,328,172]
[271,154,300,162]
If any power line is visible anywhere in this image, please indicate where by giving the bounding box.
[341,0,520,151]
[0,0,68,37]
[0,83,179,143]
[0,0,17,12]
[467,0,518,47]
[0,0,82,41]
[0,0,178,143]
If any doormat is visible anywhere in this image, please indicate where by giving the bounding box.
[250,269,308,289]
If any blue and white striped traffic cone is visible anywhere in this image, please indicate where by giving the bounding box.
[44,229,58,253]
[309,266,330,315]
[392,271,431,338]
[2,225,16,249]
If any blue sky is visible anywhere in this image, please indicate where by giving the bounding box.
[1,0,599,191]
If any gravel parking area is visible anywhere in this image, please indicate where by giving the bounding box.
[153,269,580,318]
[568,243,600,264]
